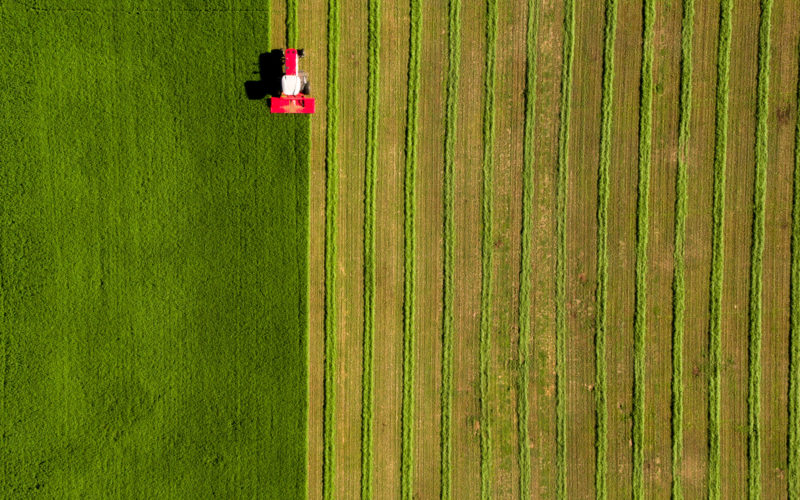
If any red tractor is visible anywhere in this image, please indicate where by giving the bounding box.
[270,49,316,114]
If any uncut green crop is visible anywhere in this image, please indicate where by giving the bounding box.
[517,0,538,498]
[401,0,421,496]
[479,0,498,498]
[748,1,772,497]
[708,2,732,498]
[555,0,576,497]
[441,0,461,497]
[594,1,617,498]
[672,1,694,498]
[360,0,380,497]
[323,0,341,497]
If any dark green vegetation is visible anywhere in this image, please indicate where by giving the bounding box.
[0,4,310,498]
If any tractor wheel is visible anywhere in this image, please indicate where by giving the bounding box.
[302,81,311,95]
[298,49,305,58]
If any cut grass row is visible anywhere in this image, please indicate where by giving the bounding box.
[360,0,380,497]
[672,0,694,498]
[556,0,576,497]
[633,1,655,497]
[479,0,498,497]
[790,36,800,500]
[747,0,772,497]
[594,1,617,498]
[322,0,340,497]
[440,0,461,497]
[708,1,733,498]
[517,0,537,497]
[401,0,421,497]
[286,0,297,47]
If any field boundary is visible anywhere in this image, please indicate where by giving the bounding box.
[440,0,461,497]
[517,0,538,497]
[594,1,617,497]
[401,0,422,496]
[322,0,340,497]
[478,0,498,497]
[790,35,800,500]
[360,0,380,497]
[707,1,733,498]
[747,0,772,496]
[672,0,695,498]
[555,0,576,497]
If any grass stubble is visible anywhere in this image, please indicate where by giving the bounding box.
[789,32,800,500]
[440,0,461,497]
[672,0,694,498]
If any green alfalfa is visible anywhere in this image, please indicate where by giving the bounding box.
[517,0,538,498]
[479,0,498,497]
[708,2,732,498]
[360,0,380,497]
[672,0,694,498]
[401,0,421,496]
[555,0,576,497]
[594,1,617,498]
[633,1,655,497]
[441,0,461,497]
[747,1,772,498]
[322,0,340,498]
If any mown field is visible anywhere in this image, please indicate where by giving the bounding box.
[1,1,310,497]
[297,0,800,498]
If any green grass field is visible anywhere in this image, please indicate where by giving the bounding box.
[1,3,310,497]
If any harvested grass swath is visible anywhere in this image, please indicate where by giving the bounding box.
[708,2,732,498]
[594,1,617,497]
[401,0,422,496]
[517,0,538,498]
[479,0,498,497]
[361,0,380,497]
[323,0,340,497]
[672,0,694,498]
[286,0,297,47]
[441,0,461,497]
[633,1,655,497]
[555,0,576,497]
[789,36,800,500]
[747,1,772,497]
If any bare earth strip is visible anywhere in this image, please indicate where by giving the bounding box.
[528,0,563,495]
[605,1,642,496]
[372,0,410,496]
[681,1,719,495]
[718,1,758,497]
[644,0,680,496]
[761,0,799,496]
[565,1,603,497]
[487,0,526,498]
[297,0,329,497]
[334,0,368,495]
[451,0,486,496]
[413,0,446,496]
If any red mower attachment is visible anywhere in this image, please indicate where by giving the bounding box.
[270,48,315,114]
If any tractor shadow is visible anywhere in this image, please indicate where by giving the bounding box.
[244,49,284,100]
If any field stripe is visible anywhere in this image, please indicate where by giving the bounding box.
[401,0,421,496]
[632,1,655,497]
[747,1,772,497]
[478,0,498,497]
[594,1,617,498]
[672,0,694,498]
[555,0,576,497]
[517,0,537,497]
[286,0,296,47]
[360,0,380,497]
[322,0,340,497]
[790,38,800,500]
[441,0,461,496]
[708,1,733,498]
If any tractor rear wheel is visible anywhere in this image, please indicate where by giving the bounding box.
[302,81,311,95]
